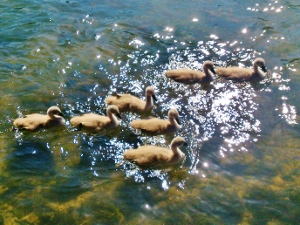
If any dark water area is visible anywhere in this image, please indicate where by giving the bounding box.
[0,0,299,224]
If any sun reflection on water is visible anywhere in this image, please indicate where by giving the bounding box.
[96,25,296,186]
[247,1,283,12]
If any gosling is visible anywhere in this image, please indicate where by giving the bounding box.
[215,57,267,81]
[13,106,65,131]
[130,108,181,135]
[70,105,121,130]
[165,60,215,84]
[105,86,157,113]
[123,136,187,168]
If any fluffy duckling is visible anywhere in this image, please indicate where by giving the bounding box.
[105,86,157,113]
[13,106,65,131]
[123,136,187,168]
[70,105,121,130]
[165,60,215,84]
[215,57,267,81]
[130,108,181,135]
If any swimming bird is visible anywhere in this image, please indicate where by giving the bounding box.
[123,136,187,168]
[215,57,267,81]
[70,105,121,130]
[13,106,65,131]
[105,86,157,113]
[130,108,181,135]
[165,60,216,84]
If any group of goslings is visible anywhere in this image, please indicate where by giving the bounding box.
[12,86,185,168]
[165,57,267,84]
[12,57,267,169]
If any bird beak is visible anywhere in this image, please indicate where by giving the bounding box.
[176,117,181,125]
[116,113,122,120]
[58,112,65,117]
[211,67,216,74]
[261,66,267,73]
[183,142,188,147]
[152,94,157,102]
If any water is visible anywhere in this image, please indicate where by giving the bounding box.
[0,0,299,224]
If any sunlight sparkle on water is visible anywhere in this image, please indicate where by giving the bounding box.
[178,181,185,189]
[115,20,297,188]
[95,34,101,40]
[162,180,169,190]
[165,26,174,32]
[93,171,99,177]
[144,204,151,210]
[281,103,298,124]
[210,34,218,40]
[248,1,283,13]
[129,38,145,48]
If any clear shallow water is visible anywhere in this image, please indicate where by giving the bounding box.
[0,0,299,224]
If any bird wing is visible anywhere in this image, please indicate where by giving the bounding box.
[131,118,170,134]
[13,115,47,130]
[124,146,171,167]
[216,67,255,81]
[166,69,204,84]
[71,114,110,129]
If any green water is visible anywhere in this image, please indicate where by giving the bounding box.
[0,0,299,224]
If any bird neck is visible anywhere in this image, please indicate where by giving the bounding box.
[203,67,214,81]
[169,117,180,129]
[145,95,153,110]
[48,114,65,125]
[170,144,182,156]
[254,63,266,79]
[107,112,119,126]
[48,114,59,120]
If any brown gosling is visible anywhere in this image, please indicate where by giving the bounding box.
[13,106,65,131]
[105,86,157,113]
[165,60,216,84]
[130,108,181,135]
[70,105,121,130]
[123,136,187,168]
[215,57,267,81]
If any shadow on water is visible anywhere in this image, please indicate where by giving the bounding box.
[68,125,143,173]
[6,138,55,176]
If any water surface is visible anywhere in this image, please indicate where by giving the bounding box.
[0,0,299,224]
